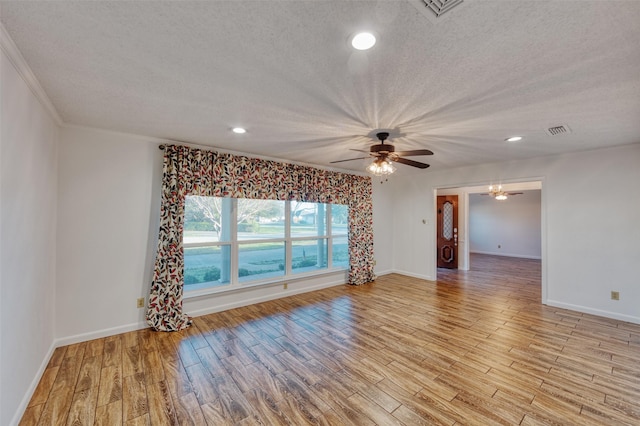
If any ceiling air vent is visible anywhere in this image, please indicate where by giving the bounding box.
[545,124,572,136]
[408,0,465,24]
[422,0,464,18]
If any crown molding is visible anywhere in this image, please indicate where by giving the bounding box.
[1,22,63,125]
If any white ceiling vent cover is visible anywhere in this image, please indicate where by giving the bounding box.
[408,0,465,24]
[545,124,572,136]
[423,0,464,18]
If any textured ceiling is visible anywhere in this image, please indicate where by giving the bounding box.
[2,1,640,174]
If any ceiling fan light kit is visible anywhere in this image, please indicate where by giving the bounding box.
[484,185,524,201]
[489,185,508,200]
[366,158,396,176]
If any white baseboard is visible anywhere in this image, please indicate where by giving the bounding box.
[9,340,57,426]
[470,250,541,260]
[55,321,148,347]
[56,276,350,346]
[389,269,435,282]
[545,300,640,325]
[188,278,346,318]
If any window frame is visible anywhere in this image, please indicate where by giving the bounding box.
[183,197,348,297]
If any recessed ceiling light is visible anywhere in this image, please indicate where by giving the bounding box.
[351,32,376,50]
[505,136,523,142]
[232,127,246,134]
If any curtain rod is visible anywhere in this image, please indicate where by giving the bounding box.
[158,142,218,151]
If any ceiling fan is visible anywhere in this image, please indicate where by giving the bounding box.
[480,185,523,201]
[330,132,433,175]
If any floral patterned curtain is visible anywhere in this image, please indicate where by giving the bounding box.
[210,154,376,285]
[147,145,375,331]
[146,146,216,331]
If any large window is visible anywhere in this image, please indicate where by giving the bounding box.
[183,196,348,292]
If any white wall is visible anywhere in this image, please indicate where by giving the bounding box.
[469,190,541,259]
[387,144,640,324]
[1,48,58,425]
[56,126,355,342]
[57,126,161,341]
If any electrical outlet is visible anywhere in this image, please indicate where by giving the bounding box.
[283,283,288,290]
[137,297,145,308]
[611,291,620,301]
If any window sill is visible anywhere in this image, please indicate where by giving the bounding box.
[183,268,349,300]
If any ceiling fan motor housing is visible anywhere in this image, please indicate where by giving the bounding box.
[371,143,395,154]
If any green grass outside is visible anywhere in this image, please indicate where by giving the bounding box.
[186,244,349,259]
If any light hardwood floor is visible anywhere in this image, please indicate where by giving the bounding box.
[20,254,640,425]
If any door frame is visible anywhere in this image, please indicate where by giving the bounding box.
[433,178,547,304]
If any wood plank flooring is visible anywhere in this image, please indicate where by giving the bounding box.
[20,254,640,425]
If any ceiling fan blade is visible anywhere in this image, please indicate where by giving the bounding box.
[394,149,434,157]
[329,157,369,164]
[392,157,430,169]
[506,192,524,195]
[349,148,370,154]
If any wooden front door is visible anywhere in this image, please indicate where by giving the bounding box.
[437,195,458,269]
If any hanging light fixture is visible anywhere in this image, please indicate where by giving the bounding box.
[366,157,396,176]
[481,185,524,200]
[489,185,508,200]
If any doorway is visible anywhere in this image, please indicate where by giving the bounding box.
[435,181,545,302]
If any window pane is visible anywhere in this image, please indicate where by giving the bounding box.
[184,196,232,244]
[237,199,284,240]
[332,236,349,268]
[292,239,328,274]
[238,242,285,282]
[442,201,453,240]
[291,202,327,237]
[331,204,349,235]
[184,245,231,289]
